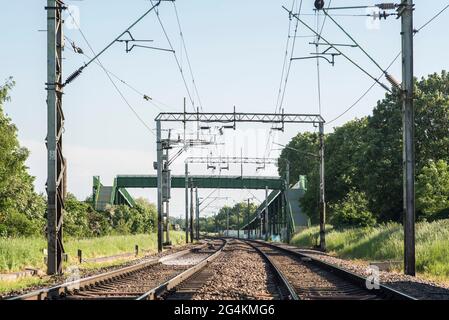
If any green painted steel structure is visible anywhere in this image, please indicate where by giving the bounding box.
[115,175,285,190]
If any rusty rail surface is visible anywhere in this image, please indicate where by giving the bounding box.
[246,239,418,301]
[137,239,227,300]
[244,240,299,300]
[7,244,207,301]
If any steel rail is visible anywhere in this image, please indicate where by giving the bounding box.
[244,240,299,300]
[7,245,205,301]
[136,239,227,300]
[245,239,418,301]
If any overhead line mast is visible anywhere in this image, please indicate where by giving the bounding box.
[46,0,66,275]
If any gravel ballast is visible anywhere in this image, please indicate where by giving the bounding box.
[192,240,278,300]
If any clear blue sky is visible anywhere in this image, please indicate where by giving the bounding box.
[1,1,448,217]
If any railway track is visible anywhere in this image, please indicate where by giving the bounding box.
[243,240,417,301]
[8,239,225,301]
[7,237,417,301]
[157,239,296,300]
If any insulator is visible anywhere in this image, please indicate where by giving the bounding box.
[385,72,401,89]
[376,3,396,10]
[64,67,84,86]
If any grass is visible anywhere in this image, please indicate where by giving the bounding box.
[290,219,449,281]
[0,277,49,295]
[0,231,186,273]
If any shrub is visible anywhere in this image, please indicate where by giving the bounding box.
[417,160,449,220]
[330,190,377,227]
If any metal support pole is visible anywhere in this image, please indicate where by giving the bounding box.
[247,199,250,240]
[319,123,326,251]
[226,208,229,237]
[185,163,189,243]
[237,208,240,239]
[165,199,170,244]
[286,161,290,242]
[265,186,269,241]
[190,180,194,243]
[46,0,65,275]
[156,120,163,252]
[164,148,170,245]
[195,187,199,240]
[401,0,415,276]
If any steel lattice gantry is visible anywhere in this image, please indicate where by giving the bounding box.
[155,110,326,252]
[155,112,324,124]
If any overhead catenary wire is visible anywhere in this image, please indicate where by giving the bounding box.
[173,1,204,112]
[65,35,167,112]
[327,3,449,125]
[66,10,156,136]
[277,0,304,114]
[322,8,387,75]
[415,3,449,33]
[150,0,198,112]
[274,0,298,114]
[315,0,333,115]
[64,0,163,86]
[326,52,400,125]
[283,6,392,93]
[264,0,303,159]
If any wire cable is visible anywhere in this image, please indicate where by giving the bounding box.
[150,0,197,111]
[322,9,387,75]
[274,0,297,114]
[416,3,449,32]
[66,10,156,135]
[315,0,333,115]
[284,7,392,92]
[65,35,167,112]
[327,52,401,125]
[327,2,449,125]
[264,0,303,159]
[173,2,204,111]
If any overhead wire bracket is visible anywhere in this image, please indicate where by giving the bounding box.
[116,31,174,53]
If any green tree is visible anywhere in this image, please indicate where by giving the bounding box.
[416,160,449,220]
[330,190,376,227]
[64,193,91,237]
[326,118,368,205]
[134,198,157,233]
[361,71,449,222]
[278,132,320,223]
[0,78,46,237]
[279,71,449,225]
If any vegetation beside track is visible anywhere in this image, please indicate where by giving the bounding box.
[291,220,449,281]
[0,231,186,273]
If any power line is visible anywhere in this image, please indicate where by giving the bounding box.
[173,2,204,111]
[284,7,392,93]
[322,9,387,75]
[265,0,303,159]
[274,0,297,114]
[66,10,156,135]
[277,0,304,114]
[150,0,198,111]
[416,3,449,32]
[327,52,400,125]
[315,0,333,115]
[65,35,167,112]
[327,2,449,125]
